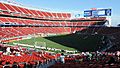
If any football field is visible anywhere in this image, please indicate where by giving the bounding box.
[9,34,102,51]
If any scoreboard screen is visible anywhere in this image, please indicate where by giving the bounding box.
[84,10,92,17]
[84,9,111,17]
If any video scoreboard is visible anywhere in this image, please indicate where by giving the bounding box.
[84,9,111,17]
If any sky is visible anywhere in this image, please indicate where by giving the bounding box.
[14,0,120,26]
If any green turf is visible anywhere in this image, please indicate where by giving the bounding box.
[9,34,102,51]
[9,37,75,51]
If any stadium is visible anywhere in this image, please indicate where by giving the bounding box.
[0,0,120,68]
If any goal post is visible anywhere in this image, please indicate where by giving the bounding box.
[34,42,46,49]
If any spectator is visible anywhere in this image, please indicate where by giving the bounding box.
[6,47,11,55]
[116,51,120,61]
[12,62,18,68]
[60,53,65,63]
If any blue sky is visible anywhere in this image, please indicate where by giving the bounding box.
[15,0,120,26]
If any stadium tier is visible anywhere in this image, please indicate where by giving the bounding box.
[76,27,120,51]
[0,16,106,39]
[0,2,71,20]
[0,44,60,68]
